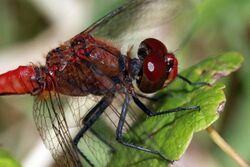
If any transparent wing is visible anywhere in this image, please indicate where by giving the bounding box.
[33,90,140,167]
[33,93,82,167]
[33,91,118,167]
[62,95,115,167]
[85,0,198,56]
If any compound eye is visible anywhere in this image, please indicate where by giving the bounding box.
[136,38,170,93]
[143,53,166,81]
[165,54,174,72]
[163,53,178,87]
[138,38,167,60]
[165,53,177,72]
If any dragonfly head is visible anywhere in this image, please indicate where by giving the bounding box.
[135,38,178,93]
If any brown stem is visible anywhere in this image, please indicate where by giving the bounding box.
[206,125,249,167]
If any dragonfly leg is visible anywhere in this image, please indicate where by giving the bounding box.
[116,93,172,162]
[133,95,200,116]
[73,96,112,167]
[177,74,211,86]
[133,75,210,117]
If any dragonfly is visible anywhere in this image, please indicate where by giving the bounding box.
[0,0,209,167]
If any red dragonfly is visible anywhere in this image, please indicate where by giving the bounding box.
[0,0,208,167]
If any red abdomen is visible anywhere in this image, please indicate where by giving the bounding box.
[0,66,40,95]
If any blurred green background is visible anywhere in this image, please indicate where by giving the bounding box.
[0,0,249,167]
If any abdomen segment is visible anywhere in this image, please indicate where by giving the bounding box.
[0,66,40,95]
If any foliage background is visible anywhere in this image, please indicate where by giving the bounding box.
[0,0,249,167]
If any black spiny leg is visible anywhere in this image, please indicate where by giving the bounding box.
[133,96,200,116]
[116,93,172,162]
[177,74,211,86]
[127,95,201,163]
[116,75,210,162]
[73,96,112,167]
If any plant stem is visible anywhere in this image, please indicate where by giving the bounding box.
[206,125,249,167]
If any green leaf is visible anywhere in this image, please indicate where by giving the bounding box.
[108,52,244,167]
[0,149,22,167]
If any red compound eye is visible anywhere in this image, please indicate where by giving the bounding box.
[163,53,178,86]
[142,38,167,56]
[137,38,177,93]
[143,53,166,81]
